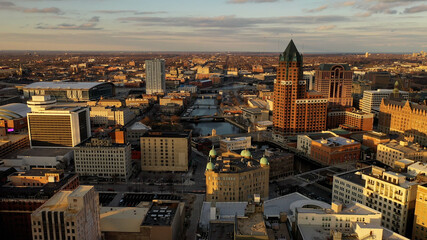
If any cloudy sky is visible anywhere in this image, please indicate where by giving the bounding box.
[1,0,427,52]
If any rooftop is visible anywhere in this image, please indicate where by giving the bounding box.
[0,103,31,120]
[128,121,151,131]
[142,131,191,138]
[142,201,180,226]
[236,213,267,237]
[24,81,112,90]
[10,168,63,177]
[380,140,425,153]
[314,137,359,147]
[100,207,149,233]
[335,167,372,187]
[4,147,72,158]
[34,185,93,212]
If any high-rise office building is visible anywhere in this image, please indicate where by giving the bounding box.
[31,185,101,240]
[27,95,91,148]
[315,64,353,108]
[359,89,409,115]
[273,40,327,133]
[145,59,166,95]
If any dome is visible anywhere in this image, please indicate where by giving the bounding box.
[394,80,399,87]
[206,161,215,171]
[260,155,269,166]
[240,149,252,158]
[209,146,217,158]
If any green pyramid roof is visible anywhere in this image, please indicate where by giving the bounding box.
[279,39,302,63]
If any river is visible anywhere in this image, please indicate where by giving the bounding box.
[188,98,242,136]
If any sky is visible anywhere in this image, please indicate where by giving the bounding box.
[1,0,427,53]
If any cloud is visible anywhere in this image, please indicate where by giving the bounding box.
[23,7,61,14]
[0,2,63,14]
[316,25,336,31]
[404,4,427,13]
[94,10,167,15]
[342,1,356,6]
[0,1,14,7]
[36,22,102,30]
[227,0,278,4]
[307,5,328,12]
[117,15,350,29]
[89,16,100,22]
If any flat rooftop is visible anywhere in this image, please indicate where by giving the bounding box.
[335,167,371,187]
[236,213,267,237]
[380,140,424,153]
[0,134,28,147]
[100,207,149,233]
[35,186,93,212]
[142,131,191,138]
[5,147,72,158]
[142,201,179,226]
[314,137,358,147]
[209,222,234,240]
[10,168,62,177]
[24,81,111,90]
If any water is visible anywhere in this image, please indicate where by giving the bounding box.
[189,98,242,136]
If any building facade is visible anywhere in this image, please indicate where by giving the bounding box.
[140,131,191,172]
[90,106,135,126]
[145,59,166,95]
[378,100,427,147]
[327,109,374,131]
[273,40,327,133]
[27,95,91,148]
[205,150,269,202]
[314,64,353,108]
[360,89,409,115]
[310,137,361,165]
[23,82,114,102]
[31,186,101,240]
[362,131,390,152]
[376,140,427,168]
[412,184,427,240]
[74,137,132,182]
[219,136,251,152]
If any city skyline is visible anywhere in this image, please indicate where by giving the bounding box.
[1,0,427,53]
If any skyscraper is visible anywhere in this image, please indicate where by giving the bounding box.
[145,59,166,95]
[273,40,327,133]
[314,63,353,108]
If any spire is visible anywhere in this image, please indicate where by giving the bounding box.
[280,39,302,63]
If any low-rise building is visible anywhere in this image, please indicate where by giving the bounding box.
[297,131,338,156]
[205,149,269,202]
[362,131,390,152]
[31,186,101,240]
[74,137,132,182]
[126,121,151,144]
[310,137,361,165]
[377,140,427,168]
[0,134,29,158]
[241,108,269,124]
[140,131,191,172]
[219,136,251,152]
[327,109,374,131]
[90,106,135,126]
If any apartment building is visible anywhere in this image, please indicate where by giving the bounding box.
[31,186,101,240]
[145,59,166,95]
[377,140,427,168]
[74,137,132,182]
[140,131,191,172]
[412,184,427,240]
[332,166,425,236]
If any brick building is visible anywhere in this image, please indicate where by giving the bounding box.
[273,40,327,133]
[378,99,427,147]
[327,108,374,131]
[315,64,353,108]
[310,136,361,165]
